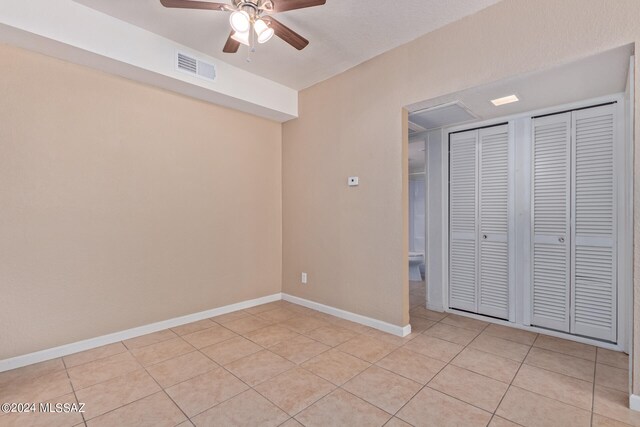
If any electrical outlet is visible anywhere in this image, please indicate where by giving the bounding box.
[301,272,308,284]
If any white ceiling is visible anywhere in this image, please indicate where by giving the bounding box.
[72,0,501,90]
[407,44,632,173]
[408,44,633,126]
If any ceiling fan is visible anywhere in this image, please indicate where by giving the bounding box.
[160,0,326,53]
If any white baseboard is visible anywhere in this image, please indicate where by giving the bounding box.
[0,293,282,373]
[630,394,640,412]
[282,293,411,337]
[1,291,412,373]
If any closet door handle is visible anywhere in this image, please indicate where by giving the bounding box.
[558,237,565,243]
[482,234,488,240]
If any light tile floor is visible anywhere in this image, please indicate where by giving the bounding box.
[0,284,633,427]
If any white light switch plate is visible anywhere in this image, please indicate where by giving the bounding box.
[348,177,359,186]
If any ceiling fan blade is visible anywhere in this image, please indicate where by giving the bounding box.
[160,0,229,11]
[271,0,326,12]
[223,32,240,53]
[264,17,309,50]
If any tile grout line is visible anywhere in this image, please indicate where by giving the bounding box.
[75,367,170,423]
[333,386,398,424]
[184,305,413,425]
[184,324,334,425]
[421,320,497,415]
[529,332,599,362]
[409,292,617,425]
[62,343,129,371]
[591,349,597,427]
[187,347,292,422]
[518,358,595,383]
[416,314,604,401]
[67,319,244,424]
[5,297,626,427]
[61,356,89,427]
[409,311,574,426]
[390,314,495,425]
[225,315,379,424]
[139,357,192,426]
[122,332,178,352]
[178,338,297,422]
[502,368,602,414]
[486,335,536,427]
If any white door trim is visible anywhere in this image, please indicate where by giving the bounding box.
[441,93,629,349]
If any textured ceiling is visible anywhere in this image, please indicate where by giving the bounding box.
[73,0,501,89]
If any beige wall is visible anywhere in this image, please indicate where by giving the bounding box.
[2,0,640,395]
[0,44,282,360]
[282,0,640,387]
[282,45,411,326]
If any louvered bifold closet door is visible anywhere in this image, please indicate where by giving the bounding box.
[531,113,571,332]
[571,105,617,342]
[449,130,478,312]
[478,125,510,319]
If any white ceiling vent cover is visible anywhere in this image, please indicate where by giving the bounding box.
[176,52,216,82]
[409,101,477,130]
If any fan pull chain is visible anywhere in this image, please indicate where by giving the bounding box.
[246,21,256,62]
[251,22,257,53]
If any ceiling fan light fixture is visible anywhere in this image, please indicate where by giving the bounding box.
[160,0,321,53]
[231,30,250,46]
[229,10,250,33]
[254,19,274,43]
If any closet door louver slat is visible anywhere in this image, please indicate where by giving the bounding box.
[478,125,509,319]
[531,113,571,332]
[449,130,478,312]
[571,104,617,342]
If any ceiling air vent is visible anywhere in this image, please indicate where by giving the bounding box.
[176,52,216,82]
[409,101,477,130]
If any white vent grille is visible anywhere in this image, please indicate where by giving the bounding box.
[177,52,197,73]
[176,52,216,82]
[410,101,477,130]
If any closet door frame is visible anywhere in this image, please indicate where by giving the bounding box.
[439,93,628,351]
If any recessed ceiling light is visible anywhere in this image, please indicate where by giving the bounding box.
[491,95,519,106]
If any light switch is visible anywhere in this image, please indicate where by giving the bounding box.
[348,177,359,186]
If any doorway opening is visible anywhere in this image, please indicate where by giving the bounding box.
[408,129,426,312]
[405,44,634,357]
